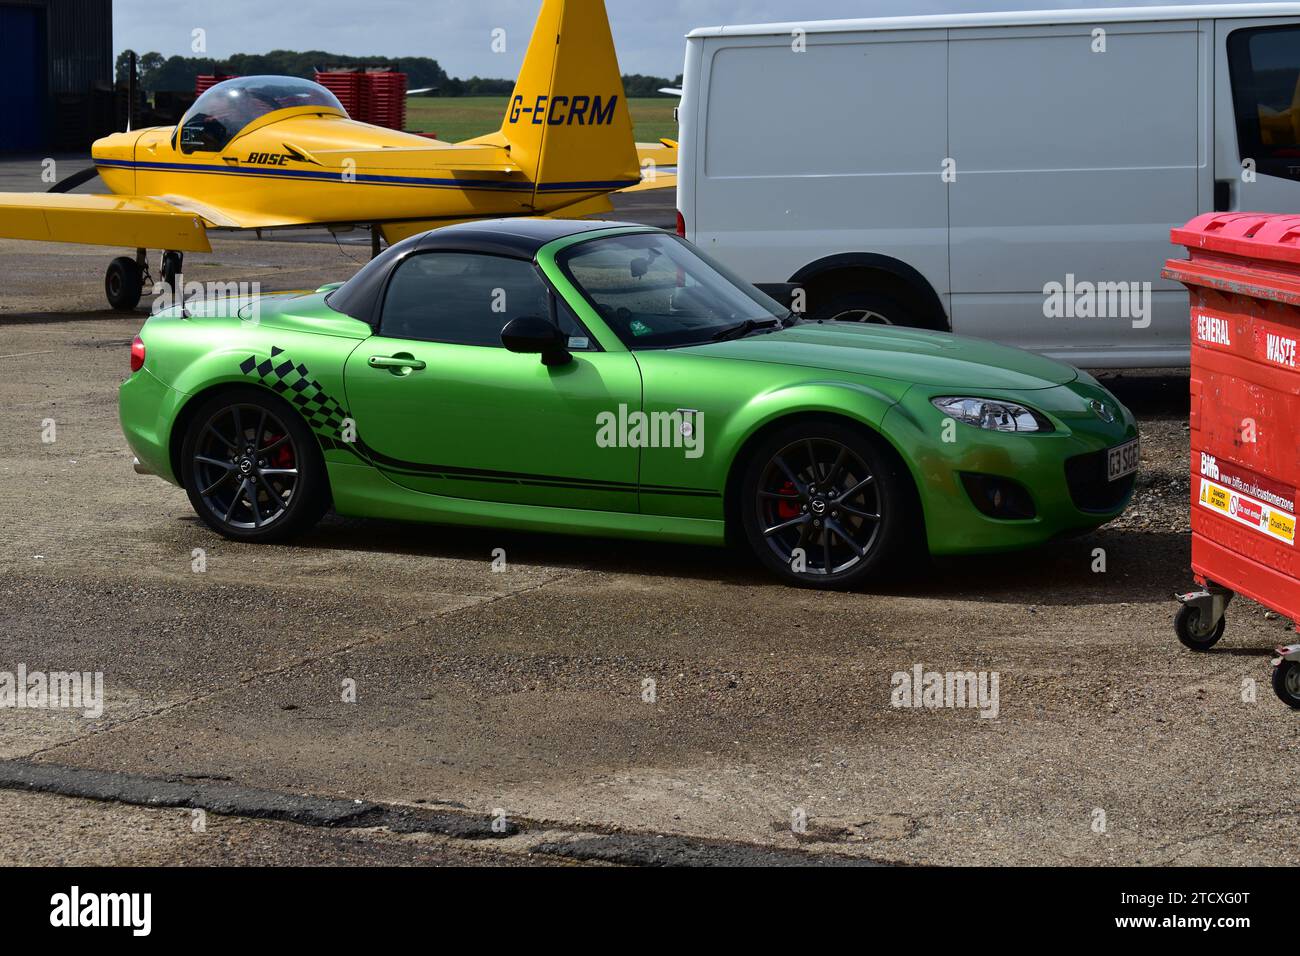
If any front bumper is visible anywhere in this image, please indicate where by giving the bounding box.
[883,377,1139,556]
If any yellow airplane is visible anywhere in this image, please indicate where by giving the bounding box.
[0,0,677,310]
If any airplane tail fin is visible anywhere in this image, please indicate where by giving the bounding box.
[499,0,641,208]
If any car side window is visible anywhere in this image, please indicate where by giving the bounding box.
[379,253,552,347]
[552,294,597,351]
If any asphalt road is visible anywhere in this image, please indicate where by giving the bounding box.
[0,158,1295,867]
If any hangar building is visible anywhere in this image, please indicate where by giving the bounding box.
[0,0,113,151]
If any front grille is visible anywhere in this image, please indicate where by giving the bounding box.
[1064,448,1136,513]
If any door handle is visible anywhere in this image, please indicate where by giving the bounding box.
[1214,180,1232,213]
[368,353,426,375]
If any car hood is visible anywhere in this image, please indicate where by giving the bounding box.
[689,321,1078,390]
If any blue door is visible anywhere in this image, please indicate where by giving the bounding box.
[0,6,45,152]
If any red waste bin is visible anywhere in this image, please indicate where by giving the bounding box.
[1163,213,1300,664]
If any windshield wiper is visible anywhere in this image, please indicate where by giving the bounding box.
[710,318,782,342]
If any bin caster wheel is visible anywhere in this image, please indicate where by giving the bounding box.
[1175,603,1225,651]
[1273,660,1300,709]
[105,257,143,312]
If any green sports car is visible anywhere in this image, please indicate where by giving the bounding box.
[120,218,1139,588]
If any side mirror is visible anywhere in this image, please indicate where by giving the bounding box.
[500,315,572,366]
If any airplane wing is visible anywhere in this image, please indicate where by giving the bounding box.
[624,139,678,194]
[637,139,678,168]
[618,173,677,194]
[0,193,212,252]
[0,143,526,247]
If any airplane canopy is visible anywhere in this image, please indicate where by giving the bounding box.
[178,76,347,154]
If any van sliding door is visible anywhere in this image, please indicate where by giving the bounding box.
[947,20,1201,367]
[692,30,949,302]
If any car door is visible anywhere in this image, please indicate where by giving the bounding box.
[343,250,642,512]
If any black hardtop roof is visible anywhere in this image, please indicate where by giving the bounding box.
[412,217,653,257]
[326,218,656,327]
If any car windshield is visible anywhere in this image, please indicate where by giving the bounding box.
[178,76,346,153]
[556,232,788,349]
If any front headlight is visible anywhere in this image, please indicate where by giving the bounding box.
[931,397,1052,433]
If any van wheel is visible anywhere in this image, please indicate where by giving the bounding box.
[812,289,925,329]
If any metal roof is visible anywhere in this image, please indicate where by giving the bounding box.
[686,3,1300,38]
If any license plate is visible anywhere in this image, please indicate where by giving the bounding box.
[1107,438,1140,482]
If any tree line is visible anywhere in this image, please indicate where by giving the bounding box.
[115,51,681,98]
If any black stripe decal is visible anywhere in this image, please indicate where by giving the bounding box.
[243,349,719,500]
[362,445,719,498]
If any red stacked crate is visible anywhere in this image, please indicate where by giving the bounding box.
[362,70,407,131]
[194,74,239,97]
[314,69,364,120]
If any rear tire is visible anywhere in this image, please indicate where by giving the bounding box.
[105,257,143,312]
[740,419,913,589]
[179,386,329,543]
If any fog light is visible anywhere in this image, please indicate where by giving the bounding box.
[960,473,1036,520]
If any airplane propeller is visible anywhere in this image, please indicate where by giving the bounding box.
[47,166,101,194]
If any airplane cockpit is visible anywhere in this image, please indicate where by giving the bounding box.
[176,76,348,153]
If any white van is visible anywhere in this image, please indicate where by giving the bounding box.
[676,3,1300,367]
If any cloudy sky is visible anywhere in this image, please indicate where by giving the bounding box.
[114,0,1237,78]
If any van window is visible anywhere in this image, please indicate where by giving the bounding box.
[1228,25,1300,181]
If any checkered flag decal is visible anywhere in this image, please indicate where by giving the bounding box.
[240,347,352,446]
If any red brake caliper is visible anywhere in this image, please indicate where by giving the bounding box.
[775,481,799,521]
[262,433,294,470]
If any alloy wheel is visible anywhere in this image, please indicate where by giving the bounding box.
[192,403,300,531]
[755,437,883,576]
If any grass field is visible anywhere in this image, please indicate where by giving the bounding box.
[404,96,677,144]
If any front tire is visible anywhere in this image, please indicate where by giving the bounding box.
[105,257,143,312]
[179,387,329,543]
[740,420,913,589]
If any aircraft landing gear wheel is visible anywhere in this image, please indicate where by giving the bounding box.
[1273,660,1300,709]
[161,251,183,293]
[1175,603,1226,651]
[105,257,143,312]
